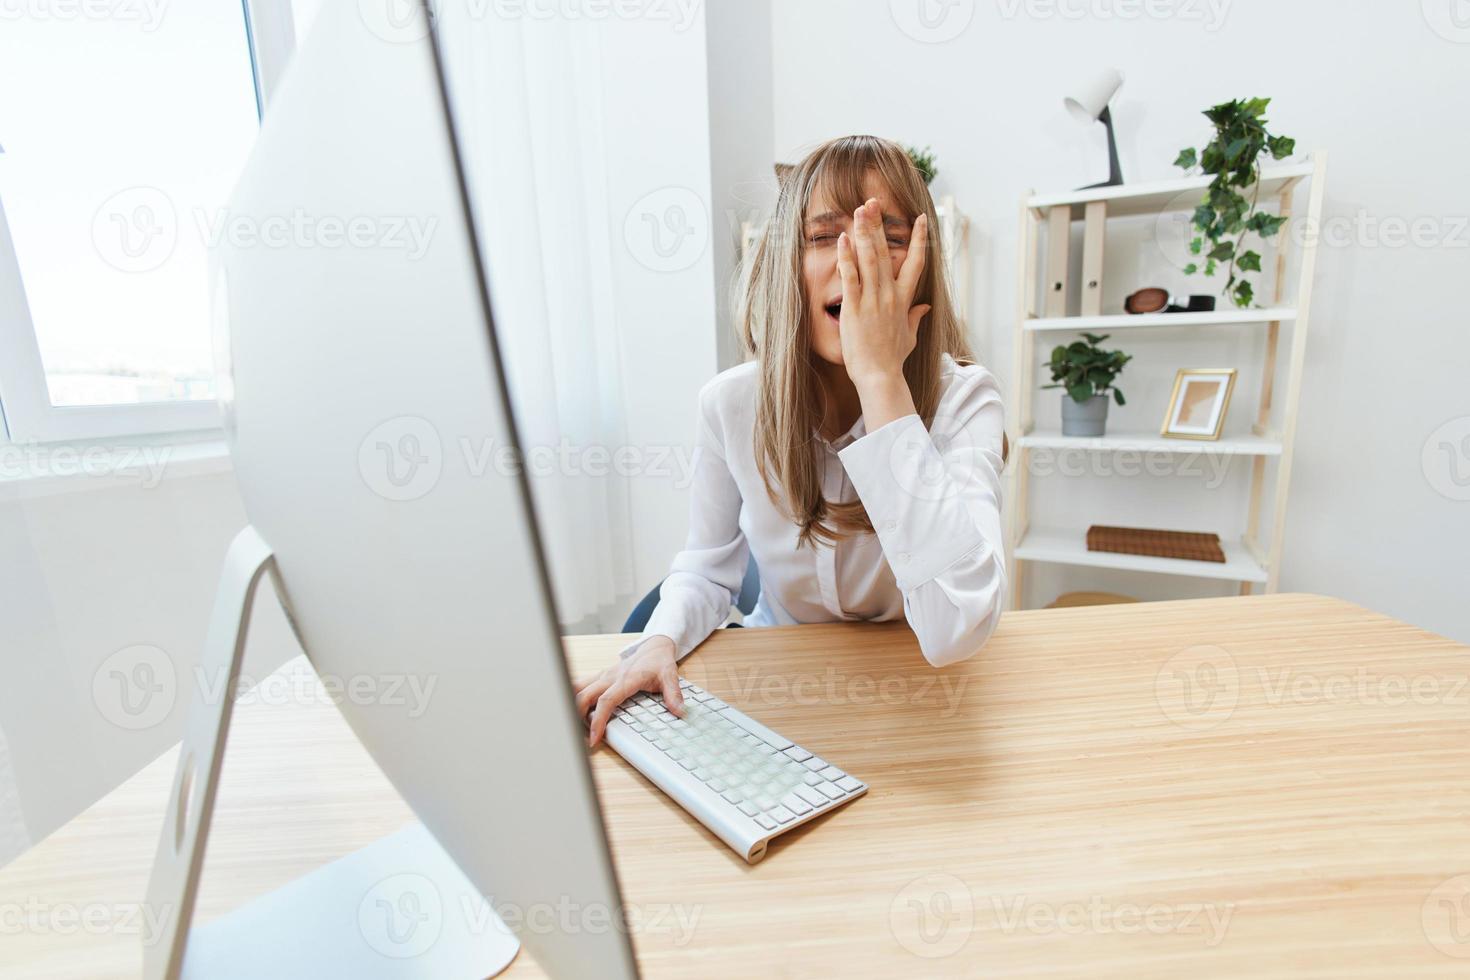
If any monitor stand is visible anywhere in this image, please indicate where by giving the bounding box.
[142,527,521,980]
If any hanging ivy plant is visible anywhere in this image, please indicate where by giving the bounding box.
[1174,97,1296,308]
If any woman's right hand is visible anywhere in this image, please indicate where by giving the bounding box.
[574,636,685,747]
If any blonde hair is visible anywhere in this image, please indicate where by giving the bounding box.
[740,135,974,547]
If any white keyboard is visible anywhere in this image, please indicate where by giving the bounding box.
[603,680,867,863]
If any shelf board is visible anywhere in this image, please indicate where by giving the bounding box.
[1018,429,1282,456]
[1028,162,1315,219]
[1024,308,1296,332]
[1014,526,1268,583]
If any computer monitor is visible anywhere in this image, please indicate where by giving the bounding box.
[143,2,638,977]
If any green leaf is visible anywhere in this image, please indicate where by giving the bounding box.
[1233,279,1254,307]
[1204,258,1218,276]
[1237,250,1262,272]
[1183,263,1197,275]
[1066,382,1093,404]
[1174,147,1197,170]
[1113,388,1126,407]
[1079,332,1110,345]
[1189,236,1203,255]
[1207,240,1236,261]
[1247,212,1287,238]
[1266,134,1295,159]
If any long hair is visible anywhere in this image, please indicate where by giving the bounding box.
[740,135,973,547]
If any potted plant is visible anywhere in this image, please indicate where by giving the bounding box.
[1044,332,1131,437]
[1173,97,1296,308]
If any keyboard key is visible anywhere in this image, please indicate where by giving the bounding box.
[769,806,797,824]
[818,766,845,781]
[803,772,825,787]
[755,814,777,830]
[802,756,828,772]
[678,758,697,771]
[836,776,863,793]
[815,781,844,800]
[640,731,658,741]
[783,747,813,762]
[794,785,827,808]
[707,778,726,793]
[692,768,711,781]
[737,801,758,816]
[780,793,812,815]
[721,790,741,804]
[719,709,794,750]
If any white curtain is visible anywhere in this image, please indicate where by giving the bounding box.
[436,7,638,631]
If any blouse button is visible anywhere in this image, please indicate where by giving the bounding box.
[884,519,898,532]
[898,552,911,564]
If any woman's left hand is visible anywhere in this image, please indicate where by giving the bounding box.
[836,199,930,392]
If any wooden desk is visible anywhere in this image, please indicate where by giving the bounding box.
[2,594,1468,977]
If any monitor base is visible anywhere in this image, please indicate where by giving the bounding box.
[181,822,520,979]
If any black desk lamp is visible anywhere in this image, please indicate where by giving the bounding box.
[1065,68,1124,189]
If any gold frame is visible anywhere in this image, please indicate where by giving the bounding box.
[1161,368,1237,441]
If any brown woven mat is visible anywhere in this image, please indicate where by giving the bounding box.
[1085,525,1225,563]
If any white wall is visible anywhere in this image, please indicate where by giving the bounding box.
[770,0,1470,642]
[705,0,778,370]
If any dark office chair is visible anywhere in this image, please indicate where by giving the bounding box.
[621,556,761,633]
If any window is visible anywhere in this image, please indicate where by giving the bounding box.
[0,0,294,443]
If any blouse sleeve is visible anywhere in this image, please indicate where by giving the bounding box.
[620,379,749,662]
[836,370,1007,667]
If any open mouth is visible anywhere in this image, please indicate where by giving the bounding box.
[824,301,842,323]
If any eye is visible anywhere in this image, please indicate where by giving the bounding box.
[807,233,837,245]
[887,236,909,248]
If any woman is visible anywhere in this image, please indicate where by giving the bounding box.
[578,135,1007,745]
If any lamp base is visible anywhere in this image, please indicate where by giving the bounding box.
[1075,105,1124,190]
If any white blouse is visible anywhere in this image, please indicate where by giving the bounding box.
[625,354,1007,668]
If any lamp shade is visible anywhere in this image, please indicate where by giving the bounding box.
[1064,68,1124,122]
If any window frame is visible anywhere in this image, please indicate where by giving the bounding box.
[0,0,296,447]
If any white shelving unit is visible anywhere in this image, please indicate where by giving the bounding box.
[1004,156,1328,608]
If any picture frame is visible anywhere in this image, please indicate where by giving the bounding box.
[1161,368,1237,440]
